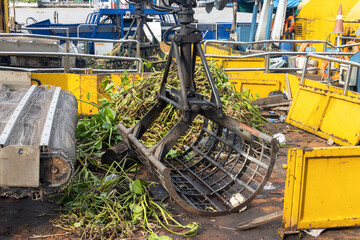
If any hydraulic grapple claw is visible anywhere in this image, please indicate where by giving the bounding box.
[118,1,278,215]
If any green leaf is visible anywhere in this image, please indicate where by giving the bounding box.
[165,149,178,158]
[86,92,91,100]
[102,122,112,130]
[94,141,103,150]
[74,221,83,228]
[182,222,201,237]
[101,79,109,89]
[144,61,152,68]
[101,107,116,124]
[98,98,109,104]
[129,179,143,195]
[148,234,173,240]
[129,203,143,214]
[131,212,143,224]
[122,70,129,81]
[104,82,115,92]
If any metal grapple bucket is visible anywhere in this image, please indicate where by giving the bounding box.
[119,113,277,215]
[118,8,278,215]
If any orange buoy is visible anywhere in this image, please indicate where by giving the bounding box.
[284,16,295,34]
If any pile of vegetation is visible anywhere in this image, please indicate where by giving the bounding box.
[54,61,266,239]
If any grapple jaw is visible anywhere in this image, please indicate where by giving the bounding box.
[118,12,278,215]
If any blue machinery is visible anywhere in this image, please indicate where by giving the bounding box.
[28,6,177,53]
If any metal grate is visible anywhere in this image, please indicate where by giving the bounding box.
[295,22,303,38]
[165,119,276,214]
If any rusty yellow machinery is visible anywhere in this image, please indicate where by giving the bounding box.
[0,0,9,33]
[286,53,360,146]
[281,146,360,237]
[295,0,360,50]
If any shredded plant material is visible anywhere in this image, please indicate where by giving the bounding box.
[54,160,200,239]
[106,61,267,149]
[56,60,266,239]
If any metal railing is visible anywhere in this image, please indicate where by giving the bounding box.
[0,33,142,73]
[204,39,335,54]
[301,53,360,95]
[76,24,97,38]
[205,51,354,73]
[0,52,143,73]
[22,27,72,72]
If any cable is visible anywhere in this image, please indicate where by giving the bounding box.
[31,78,41,86]
[26,17,38,25]
[162,24,180,45]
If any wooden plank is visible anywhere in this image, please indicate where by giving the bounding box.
[253,95,288,106]
[236,211,283,231]
[258,101,291,109]
[0,71,31,90]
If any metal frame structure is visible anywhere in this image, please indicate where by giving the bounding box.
[39,87,61,152]
[203,39,335,54]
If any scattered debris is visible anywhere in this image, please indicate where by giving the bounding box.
[253,95,288,107]
[264,182,277,190]
[229,193,247,212]
[303,228,325,238]
[236,211,283,231]
[273,133,286,144]
[327,138,334,146]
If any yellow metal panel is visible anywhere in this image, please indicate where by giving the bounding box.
[32,73,71,89]
[231,80,281,98]
[206,57,265,72]
[0,0,9,33]
[226,73,306,100]
[287,87,327,131]
[297,0,357,19]
[287,83,360,146]
[32,73,145,115]
[227,73,285,98]
[32,73,85,114]
[286,74,301,100]
[205,44,231,55]
[222,58,265,69]
[67,74,82,113]
[282,149,299,231]
[346,1,360,21]
[79,74,98,115]
[283,147,360,232]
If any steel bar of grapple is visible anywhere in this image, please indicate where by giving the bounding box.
[118,0,278,215]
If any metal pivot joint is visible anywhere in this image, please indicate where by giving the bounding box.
[118,0,278,215]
